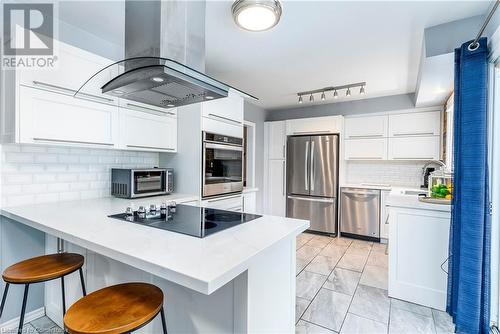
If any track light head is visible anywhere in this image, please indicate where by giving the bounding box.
[321,91,326,101]
[309,94,314,102]
[346,88,351,97]
[360,85,365,95]
[333,90,338,99]
[298,95,303,104]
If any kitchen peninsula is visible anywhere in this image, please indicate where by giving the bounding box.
[0,194,308,333]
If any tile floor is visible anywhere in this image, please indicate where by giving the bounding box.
[295,232,455,334]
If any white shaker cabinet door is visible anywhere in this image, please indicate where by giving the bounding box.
[202,94,244,125]
[266,121,286,160]
[388,136,440,161]
[19,86,118,148]
[388,111,441,137]
[286,116,342,135]
[119,108,177,152]
[344,138,387,160]
[267,160,286,216]
[344,115,388,139]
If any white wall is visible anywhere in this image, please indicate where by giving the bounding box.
[0,144,158,208]
[345,160,426,188]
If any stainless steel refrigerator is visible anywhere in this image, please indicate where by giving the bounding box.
[286,135,339,234]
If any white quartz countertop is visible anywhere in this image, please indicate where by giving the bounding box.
[386,188,451,212]
[0,195,308,295]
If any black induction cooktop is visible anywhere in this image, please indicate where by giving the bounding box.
[108,204,262,238]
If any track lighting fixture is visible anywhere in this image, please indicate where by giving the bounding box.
[296,82,366,104]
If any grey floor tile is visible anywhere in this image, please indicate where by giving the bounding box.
[349,239,373,250]
[359,265,388,290]
[297,297,311,323]
[297,238,308,250]
[296,271,328,300]
[389,307,436,334]
[320,244,348,258]
[307,237,332,249]
[324,268,361,296]
[345,246,371,257]
[298,233,316,243]
[337,253,368,272]
[391,298,432,317]
[30,316,57,333]
[332,237,353,247]
[340,313,388,334]
[349,284,390,324]
[297,245,323,262]
[297,257,310,275]
[432,309,455,333]
[366,251,388,268]
[296,320,337,334]
[305,255,340,276]
[302,288,351,332]
[372,242,388,253]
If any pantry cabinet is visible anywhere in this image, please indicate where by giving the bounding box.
[267,160,286,216]
[264,121,287,216]
[268,121,286,159]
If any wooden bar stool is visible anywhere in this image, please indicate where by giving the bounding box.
[0,253,86,334]
[64,283,167,334]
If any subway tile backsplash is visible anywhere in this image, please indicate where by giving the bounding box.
[345,160,425,188]
[0,144,159,208]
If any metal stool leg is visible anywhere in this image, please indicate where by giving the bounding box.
[0,283,10,319]
[160,306,168,334]
[61,276,66,315]
[78,268,86,296]
[18,284,29,334]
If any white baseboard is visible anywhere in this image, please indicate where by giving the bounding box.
[0,307,45,331]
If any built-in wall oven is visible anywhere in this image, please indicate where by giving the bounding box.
[202,131,244,198]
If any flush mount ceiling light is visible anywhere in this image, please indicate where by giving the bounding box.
[151,77,164,83]
[296,82,366,104]
[232,0,282,32]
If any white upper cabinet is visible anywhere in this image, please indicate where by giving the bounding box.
[344,115,388,139]
[344,138,388,160]
[202,94,244,125]
[388,111,441,137]
[17,40,116,102]
[267,121,286,159]
[19,86,118,148]
[119,107,177,152]
[388,136,440,161]
[286,116,342,135]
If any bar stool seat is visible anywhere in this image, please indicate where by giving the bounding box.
[3,253,84,283]
[64,282,167,334]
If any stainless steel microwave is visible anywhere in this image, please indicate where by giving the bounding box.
[111,168,173,198]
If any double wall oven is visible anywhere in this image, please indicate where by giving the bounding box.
[202,131,244,198]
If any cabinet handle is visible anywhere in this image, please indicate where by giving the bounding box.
[208,113,242,125]
[385,213,390,224]
[33,137,114,146]
[393,132,435,136]
[126,103,176,116]
[348,157,383,160]
[347,134,384,138]
[32,81,114,103]
[206,194,242,202]
[392,157,435,160]
[126,144,175,151]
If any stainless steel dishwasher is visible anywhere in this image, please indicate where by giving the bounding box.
[340,187,380,241]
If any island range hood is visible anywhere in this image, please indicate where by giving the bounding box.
[76,1,256,109]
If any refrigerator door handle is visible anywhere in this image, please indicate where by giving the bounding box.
[310,140,315,191]
[287,195,335,203]
[304,141,309,191]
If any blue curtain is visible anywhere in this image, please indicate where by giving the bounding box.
[447,36,490,334]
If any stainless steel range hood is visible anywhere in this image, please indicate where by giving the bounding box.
[75,1,256,109]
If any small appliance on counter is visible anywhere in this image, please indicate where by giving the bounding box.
[109,203,262,238]
[421,167,435,189]
[111,168,173,198]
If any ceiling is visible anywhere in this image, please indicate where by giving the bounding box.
[205,0,491,110]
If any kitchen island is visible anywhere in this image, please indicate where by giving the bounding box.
[0,194,308,333]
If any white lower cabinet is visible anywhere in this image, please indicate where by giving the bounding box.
[19,86,119,148]
[388,206,450,310]
[388,136,440,160]
[380,190,390,240]
[201,195,243,212]
[266,160,286,216]
[119,108,177,152]
[243,191,257,214]
[344,138,387,160]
